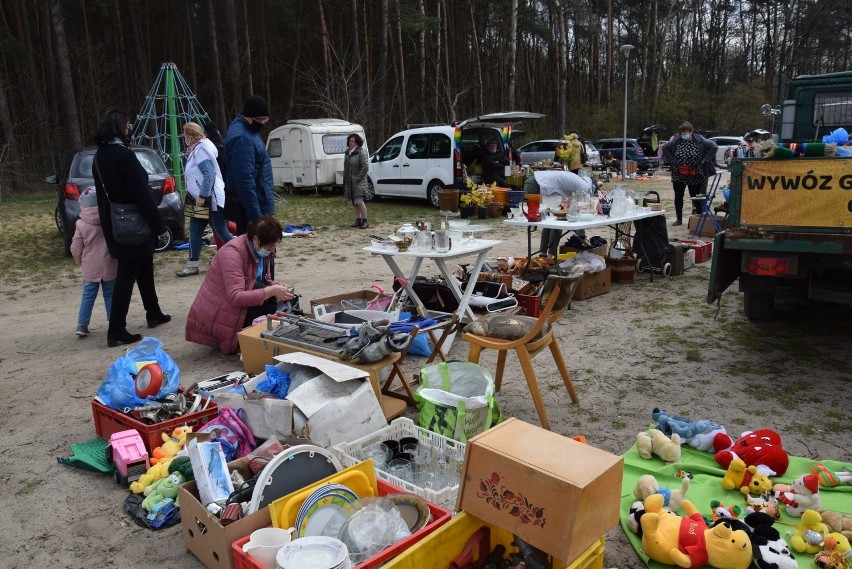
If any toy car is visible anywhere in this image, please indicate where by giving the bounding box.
[106,429,150,487]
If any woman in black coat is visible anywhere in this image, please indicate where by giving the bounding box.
[92,110,171,347]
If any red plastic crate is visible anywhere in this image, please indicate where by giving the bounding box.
[91,393,217,454]
[232,479,451,569]
[679,239,712,263]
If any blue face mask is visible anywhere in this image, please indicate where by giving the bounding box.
[680,133,692,141]
[256,248,271,258]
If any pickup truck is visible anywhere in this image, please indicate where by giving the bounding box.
[708,157,852,320]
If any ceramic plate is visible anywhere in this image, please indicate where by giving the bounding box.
[385,494,431,532]
[298,494,357,538]
[277,536,349,569]
[295,485,358,534]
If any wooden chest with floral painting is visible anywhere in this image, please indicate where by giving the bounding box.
[456,417,622,564]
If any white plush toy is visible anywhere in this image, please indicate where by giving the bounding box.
[774,473,822,517]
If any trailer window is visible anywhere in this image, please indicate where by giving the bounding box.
[268,138,282,158]
[813,93,852,127]
[322,135,349,155]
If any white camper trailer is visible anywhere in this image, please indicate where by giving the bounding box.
[266,119,367,191]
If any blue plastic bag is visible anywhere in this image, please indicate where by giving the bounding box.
[398,312,431,357]
[96,337,181,410]
[256,365,291,399]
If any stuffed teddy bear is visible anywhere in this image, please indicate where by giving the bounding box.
[150,426,191,465]
[775,473,822,517]
[639,494,753,569]
[141,471,185,510]
[651,408,726,452]
[633,474,690,512]
[819,509,852,541]
[129,457,174,494]
[637,429,682,463]
[714,429,789,476]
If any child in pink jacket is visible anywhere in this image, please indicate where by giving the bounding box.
[71,188,117,337]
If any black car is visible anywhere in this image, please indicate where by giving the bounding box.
[47,146,184,256]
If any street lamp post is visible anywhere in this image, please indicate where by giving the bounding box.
[620,44,635,181]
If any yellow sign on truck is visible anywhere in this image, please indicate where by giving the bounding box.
[739,159,852,228]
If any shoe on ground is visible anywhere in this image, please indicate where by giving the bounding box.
[107,331,142,347]
[147,313,172,328]
[175,266,200,277]
[75,324,90,337]
[359,220,369,229]
[672,220,683,226]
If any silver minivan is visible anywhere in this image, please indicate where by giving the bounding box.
[367,112,543,207]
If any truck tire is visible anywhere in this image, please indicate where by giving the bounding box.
[744,291,775,321]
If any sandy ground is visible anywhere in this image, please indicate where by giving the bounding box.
[1,175,850,569]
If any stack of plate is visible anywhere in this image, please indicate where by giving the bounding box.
[295,484,359,539]
[276,536,350,569]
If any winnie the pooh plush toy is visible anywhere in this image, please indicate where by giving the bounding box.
[640,494,753,569]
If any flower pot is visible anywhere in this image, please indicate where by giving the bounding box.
[477,207,487,219]
[459,206,474,219]
[487,202,504,218]
[437,189,460,213]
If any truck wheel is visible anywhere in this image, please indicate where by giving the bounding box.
[744,292,775,321]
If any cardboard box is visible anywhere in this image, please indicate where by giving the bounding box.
[218,352,387,448]
[180,459,271,569]
[679,239,713,263]
[572,266,611,300]
[309,289,379,316]
[687,214,726,237]
[457,418,623,564]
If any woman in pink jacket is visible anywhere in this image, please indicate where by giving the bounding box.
[71,188,117,337]
[185,216,294,354]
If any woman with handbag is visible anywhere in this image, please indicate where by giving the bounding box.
[185,216,295,355]
[662,122,718,226]
[93,109,171,347]
[176,121,233,277]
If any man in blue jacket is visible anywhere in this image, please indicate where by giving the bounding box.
[224,95,274,235]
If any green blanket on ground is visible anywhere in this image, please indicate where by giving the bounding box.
[619,442,852,569]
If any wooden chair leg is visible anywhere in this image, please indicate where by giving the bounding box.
[467,343,483,364]
[549,340,579,404]
[516,346,551,431]
[494,350,508,392]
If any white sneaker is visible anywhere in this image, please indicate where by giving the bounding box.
[75,324,90,337]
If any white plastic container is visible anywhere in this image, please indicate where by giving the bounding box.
[314,308,400,328]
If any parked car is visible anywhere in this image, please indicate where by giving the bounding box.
[519,138,601,169]
[710,135,746,166]
[47,146,183,256]
[367,112,544,207]
[594,138,658,170]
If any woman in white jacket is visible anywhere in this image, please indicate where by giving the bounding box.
[177,122,233,276]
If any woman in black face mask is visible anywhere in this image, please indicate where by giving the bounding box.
[662,122,718,226]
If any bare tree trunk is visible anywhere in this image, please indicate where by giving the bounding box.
[222,0,242,112]
[351,0,364,106]
[507,0,519,109]
[393,0,406,122]
[441,0,452,118]
[129,0,150,93]
[49,0,81,150]
[468,0,483,111]
[418,0,426,120]
[109,0,130,107]
[376,0,388,139]
[318,0,332,93]
[258,0,271,106]
[240,0,254,96]
[0,69,23,193]
[185,2,197,91]
[555,1,567,136]
[433,1,441,118]
[207,0,227,127]
[606,0,612,107]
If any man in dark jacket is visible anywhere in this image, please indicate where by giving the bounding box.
[224,95,274,235]
[480,140,509,186]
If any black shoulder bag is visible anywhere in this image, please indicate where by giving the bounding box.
[94,156,152,246]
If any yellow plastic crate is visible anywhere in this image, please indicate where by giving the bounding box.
[381,511,605,569]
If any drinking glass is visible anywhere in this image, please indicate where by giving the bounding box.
[434,230,450,253]
[387,458,413,483]
[361,442,391,468]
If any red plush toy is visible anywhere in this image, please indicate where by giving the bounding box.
[714,429,790,476]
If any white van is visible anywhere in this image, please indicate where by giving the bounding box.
[266,119,367,190]
[367,112,543,207]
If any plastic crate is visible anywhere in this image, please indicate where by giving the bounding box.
[91,394,217,454]
[381,512,605,569]
[232,478,451,569]
[679,239,712,263]
[332,417,465,512]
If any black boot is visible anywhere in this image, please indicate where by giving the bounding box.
[147,312,172,328]
[359,218,369,229]
[108,330,143,347]
[351,218,362,227]
[672,219,683,226]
